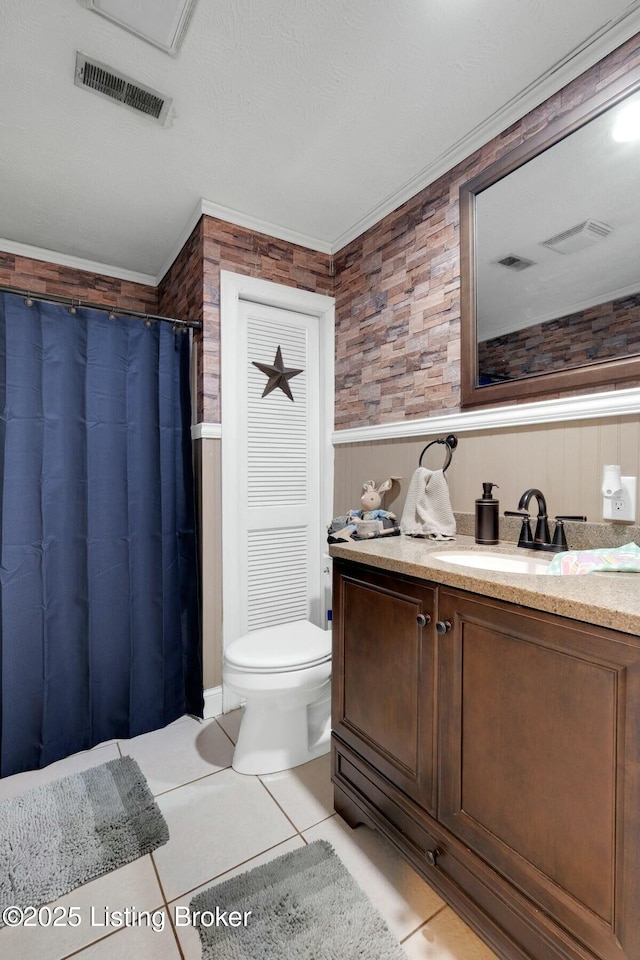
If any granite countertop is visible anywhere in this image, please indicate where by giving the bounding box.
[329,534,640,636]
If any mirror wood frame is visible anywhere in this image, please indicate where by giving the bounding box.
[460,65,640,409]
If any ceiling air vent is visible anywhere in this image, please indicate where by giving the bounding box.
[74,53,172,125]
[541,219,613,255]
[494,254,535,271]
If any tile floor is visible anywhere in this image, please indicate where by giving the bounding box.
[0,713,500,960]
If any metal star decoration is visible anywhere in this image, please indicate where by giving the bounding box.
[252,346,303,401]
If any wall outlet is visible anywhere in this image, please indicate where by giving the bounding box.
[603,476,637,522]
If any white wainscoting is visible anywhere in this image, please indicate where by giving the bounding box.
[331,387,640,445]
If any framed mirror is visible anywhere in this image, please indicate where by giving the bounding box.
[460,66,640,408]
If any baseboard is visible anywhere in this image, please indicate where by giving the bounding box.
[203,685,223,719]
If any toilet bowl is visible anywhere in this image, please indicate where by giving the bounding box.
[223,619,332,775]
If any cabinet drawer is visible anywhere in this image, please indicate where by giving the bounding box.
[332,735,440,866]
[334,735,606,960]
[333,736,579,960]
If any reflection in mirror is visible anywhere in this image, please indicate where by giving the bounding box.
[477,90,640,385]
[460,68,640,408]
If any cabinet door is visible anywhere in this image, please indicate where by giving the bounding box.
[332,561,437,813]
[438,587,640,960]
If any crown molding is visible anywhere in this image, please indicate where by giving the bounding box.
[199,199,333,255]
[156,198,333,285]
[330,5,640,254]
[332,388,640,445]
[155,199,204,286]
[3,9,640,283]
[0,237,156,286]
[166,7,640,266]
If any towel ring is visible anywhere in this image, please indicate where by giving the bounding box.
[418,435,458,472]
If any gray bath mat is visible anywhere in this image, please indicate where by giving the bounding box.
[190,839,406,959]
[0,755,168,924]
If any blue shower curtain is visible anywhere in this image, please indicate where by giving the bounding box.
[0,293,202,777]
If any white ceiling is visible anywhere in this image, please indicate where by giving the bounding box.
[1,0,640,284]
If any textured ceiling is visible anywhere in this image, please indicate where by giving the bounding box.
[1,0,640,282]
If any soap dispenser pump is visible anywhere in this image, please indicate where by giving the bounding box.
[475,482,499,545]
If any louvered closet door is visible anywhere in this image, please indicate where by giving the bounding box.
[238,300,321,634]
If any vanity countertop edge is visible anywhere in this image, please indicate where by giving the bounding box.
[329,534,640,636]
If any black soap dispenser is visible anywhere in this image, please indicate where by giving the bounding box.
[475,483,499,545]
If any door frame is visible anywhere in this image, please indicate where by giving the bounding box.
[220,270,335,687]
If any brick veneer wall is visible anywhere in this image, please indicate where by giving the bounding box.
[159,215,334,423]
[332,33,640,430]
[202,216,334,423]
[21,33,635,432]
[479,294,640,382]
[0,251,158,314]
[158,222,205,413]
[158,222,204,323]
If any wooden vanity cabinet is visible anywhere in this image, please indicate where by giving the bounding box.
[331,559,640,960]
[331,561,438,813]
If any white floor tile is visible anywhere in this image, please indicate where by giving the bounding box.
[303,816,445,942]
[402,907,500,959]
[0,857,164,960]
[0,743,121,802]
[1,715,502,960]
[66,920,182,960]
[171,836,305,960]
[119,717,234,795]
[259,753,334,830]
[215,708,243,745]
[153,768,296,902]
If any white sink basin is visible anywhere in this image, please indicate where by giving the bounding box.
[433,551,552,575]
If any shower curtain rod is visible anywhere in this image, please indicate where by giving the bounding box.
[0,284,202,331]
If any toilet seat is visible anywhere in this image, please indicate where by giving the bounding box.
[225,619,331,673]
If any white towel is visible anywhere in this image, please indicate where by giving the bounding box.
[400,467,456,540]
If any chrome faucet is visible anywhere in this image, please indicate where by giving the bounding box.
[505,489,586,553]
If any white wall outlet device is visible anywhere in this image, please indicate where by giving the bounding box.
[603,476,637,522]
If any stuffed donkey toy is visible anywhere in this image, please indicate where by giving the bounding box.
[328,478,400,542]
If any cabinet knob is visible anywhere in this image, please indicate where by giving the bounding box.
[416,614,431,626]
[435,620,451,634]
[424,847,440,867]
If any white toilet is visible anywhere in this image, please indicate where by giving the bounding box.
[223,619,332,775]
